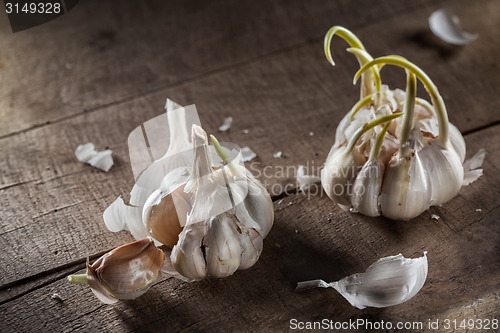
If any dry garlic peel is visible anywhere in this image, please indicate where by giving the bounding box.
[297,252,428,309]
[67,238,165,304]
[321,26,483,220]
[103,99,196,241]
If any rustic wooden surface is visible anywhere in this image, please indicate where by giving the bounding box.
[0,0,499,332]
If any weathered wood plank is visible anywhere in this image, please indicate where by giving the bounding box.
[0,124,497,333]
[0,0,434,138]
[1,0,500,288]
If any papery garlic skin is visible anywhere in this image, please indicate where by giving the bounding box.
[68,238,165,304]
[296,252,428,310]
[103,99,196,241]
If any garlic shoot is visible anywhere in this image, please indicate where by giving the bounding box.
[296,252,428,309]
[67,238,165,304]
[321,26,482,220]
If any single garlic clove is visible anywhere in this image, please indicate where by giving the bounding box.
[171,220,208,280]
[379,151,431,220]
[351,159,384,217]
[68,238,165,304]
[236,225,263,270]
[144,185,191,248]
[418,141,464,206]
[332,252,428,309]
[448,123,466,163]
[204,214,242,278]
[321,146,365,206]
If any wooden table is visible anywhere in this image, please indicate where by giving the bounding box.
[1,0,498,331]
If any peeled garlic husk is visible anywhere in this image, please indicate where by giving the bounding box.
[297,252,428,309]
[321,26,484,220]
[67,238,165,304]
[103,99,198,242]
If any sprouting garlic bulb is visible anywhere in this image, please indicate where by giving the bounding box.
[297,252,428,309]
[67,238,165,304]
[144,125,274,281]
[321,26,481,220]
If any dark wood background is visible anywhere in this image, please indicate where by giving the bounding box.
[0,0,498,332]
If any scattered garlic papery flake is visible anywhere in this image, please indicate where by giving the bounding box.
[296,253,428,309]
[431,214,440,220]
[218,116,233,132]
[241,146,257,162]
[429,9,478,45]
[297,165,321,191]
[274,151,282,158]
[462,148,486,186]
[75,143,113,172]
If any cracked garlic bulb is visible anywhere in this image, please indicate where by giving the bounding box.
[149,125,274,281]
[67,238,165,304]
[321,26,483,220]
[103,99,273,281]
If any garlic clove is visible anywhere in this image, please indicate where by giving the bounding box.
[321,147,363,206]
[297,252,428,309]
[351,159,384,217]
[419,141,464,206]
[204,214,241,278]
[236,225,263,270]
[379,152,431,220]
[68,238,165,304]
[171,220,208,280]
[449,123,466,163]
[144,185,191,248]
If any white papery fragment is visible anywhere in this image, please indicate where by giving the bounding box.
[296,253,428,309]
[218,116,233,132]
[462,148,486,186]
[241,146,257,162]
[429,9,478,45]
[297,165,321,192]
[75,143,113,172]
[274,151,282,158]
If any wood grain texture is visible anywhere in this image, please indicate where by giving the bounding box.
[1,124,498,332]
[1,0,499,288]
[0,0,499,331]
[0,0,434,138]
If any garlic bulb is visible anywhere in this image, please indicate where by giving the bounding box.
[67,238,165,304]
[321,26,483,220]
[297,252,428,309]
[103,99,273,281]
[146,126,274,281]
